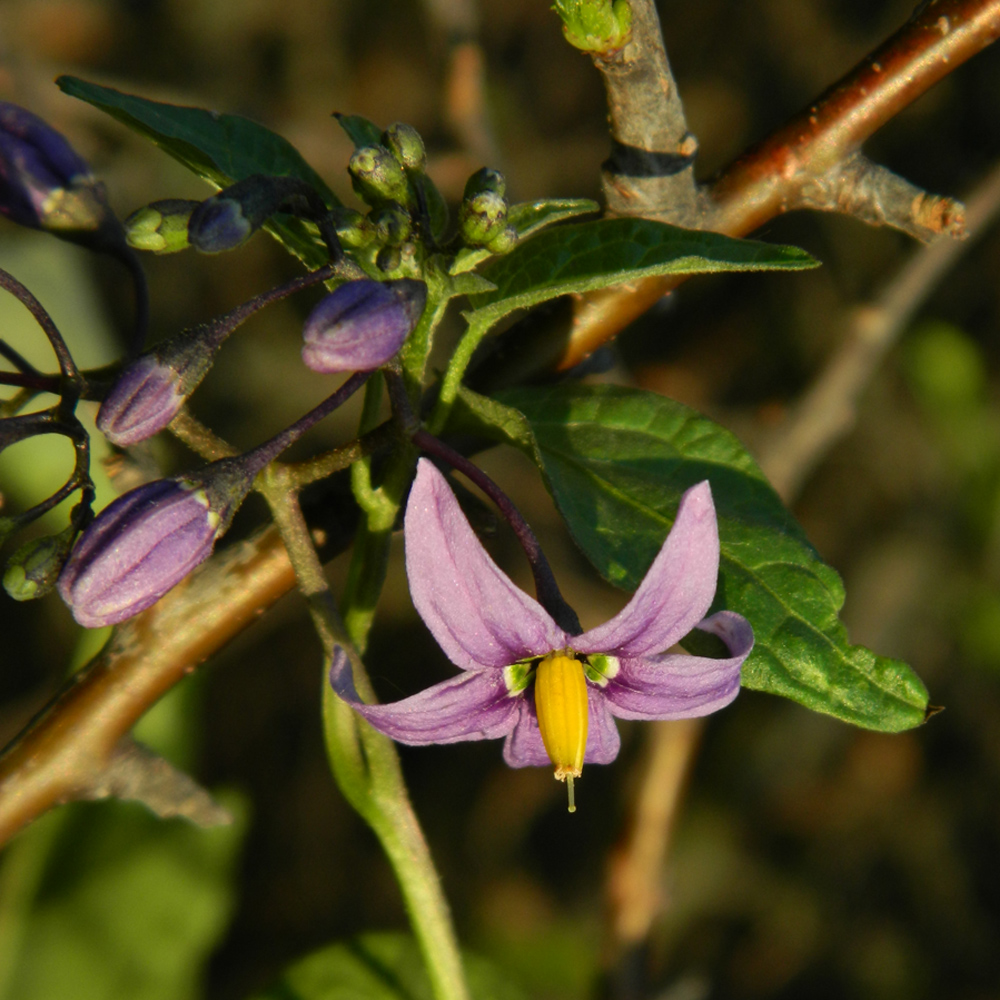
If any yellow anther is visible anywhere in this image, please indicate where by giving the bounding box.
[534,652,589,811]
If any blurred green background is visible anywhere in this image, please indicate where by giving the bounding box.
[3,1,1000,998]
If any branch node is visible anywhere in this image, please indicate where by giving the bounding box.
[799,152,967,241]
[81,737,232,828]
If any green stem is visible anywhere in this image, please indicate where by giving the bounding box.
[260,468,470,1000]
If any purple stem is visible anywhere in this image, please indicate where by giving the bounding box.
[242,370,373,475]
[412,428,582,635]
[197,263,337,354]
[0,268,80,383]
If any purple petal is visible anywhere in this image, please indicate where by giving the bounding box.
[572,481,720,658]
[600,610,753,720]
[405,460,568,670]
[330,647,519,744]
[502,684,622,767]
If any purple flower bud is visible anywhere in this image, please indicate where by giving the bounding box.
[301,279,427,374]
[187,195,254,253]
[0,101,115,240]
[96,353,187,447]
[58,478,226,628]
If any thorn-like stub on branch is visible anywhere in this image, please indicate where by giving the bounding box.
[84,737,232,827]
[800,152,966,242]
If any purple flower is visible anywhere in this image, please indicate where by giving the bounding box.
[332,460,753,805]
[58,478,224,628]
[0,101,112,238]
[301,279,426,374]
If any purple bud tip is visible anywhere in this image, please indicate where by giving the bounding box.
[97,354,185,446]
[58,479,221,628]
[187,196,253,253]
[0,101,94,229]
[301,279,427,374]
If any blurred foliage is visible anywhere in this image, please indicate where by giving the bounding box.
[3,1,1000,999]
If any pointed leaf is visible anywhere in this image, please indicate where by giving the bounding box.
[57,76,339,267]
[450,384,930,733]
[333,113,384,149]
[463,216,819,330]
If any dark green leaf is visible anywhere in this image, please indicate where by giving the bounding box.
[333,113,384,149]
[250,933,528,1000]
[57,76,339,267]
[452,384,929,732]
[463,216,819,330]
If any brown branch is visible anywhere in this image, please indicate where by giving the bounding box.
[491,0,1000,379]
[0,526,295,847]
[597,0,699,221]
[759,157,1000,501]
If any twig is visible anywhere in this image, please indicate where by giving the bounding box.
[0,525,296,847]
[759,157,1000,501]
[605,719,703,950]
[596,0,699,222]
[489,0,1000,379]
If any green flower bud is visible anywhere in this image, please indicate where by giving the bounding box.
[485,225,518,255]
[348,145,412,208]
[376,245,402,273]
[124,199,198,253]
[463,167,506,201]
[382,123,427,172]
[4,524,75,601]
[330,206,374,248]
[459,190,508,246]
[369,205,412,246]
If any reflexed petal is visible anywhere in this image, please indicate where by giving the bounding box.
[330,647,519,744]
[600,610,753,720]
[405,460,568,670]
[502,684,622,767]
[572,481,720,658]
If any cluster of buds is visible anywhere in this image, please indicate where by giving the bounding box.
[4,98,533,630]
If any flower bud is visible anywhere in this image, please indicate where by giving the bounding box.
[459,190,508,246]
[382,123,426,173]
[96,353,187,447]
[462,167,506,202]
[187,192,256,253]
[369,205,412,246]
[330,206,374,248]
[301,279,427,374]
[348,146,412,208]
[3,525,75,602]
[0,100,120,247]
[124,199,198,253]
[485,225,518,255]
[375,245,402,274]
[57,459,256,628]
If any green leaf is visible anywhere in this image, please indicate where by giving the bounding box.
[251,933,528,1000]
[56,75,339,267]
[450,198,600,275]
[1,798,245,1000]
[463,216,819,329]
[333,113,384,149]
[452,384,929,732]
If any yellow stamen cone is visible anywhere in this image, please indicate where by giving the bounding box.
[534,652,588,811]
